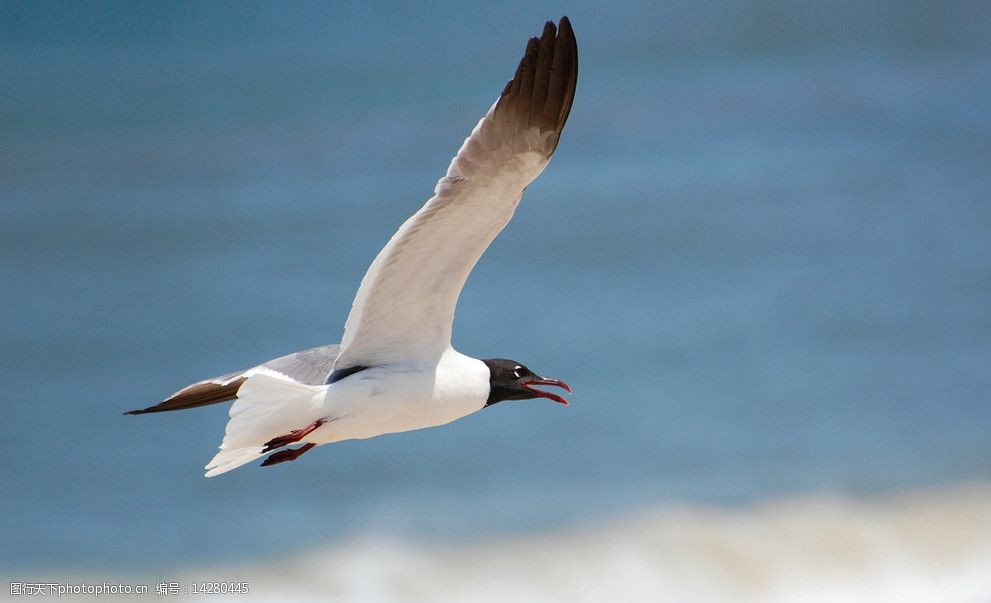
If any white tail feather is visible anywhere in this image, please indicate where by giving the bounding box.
[204,373,325,477]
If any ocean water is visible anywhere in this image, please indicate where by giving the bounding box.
[13,485,991,602]
[2,1,990,599]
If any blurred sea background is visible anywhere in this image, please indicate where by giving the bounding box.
[2,1,990,601]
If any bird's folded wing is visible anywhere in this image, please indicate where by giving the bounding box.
[124,344,341,415]
[332,17,578,371]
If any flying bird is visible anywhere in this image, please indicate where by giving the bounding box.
[127,17,578,477]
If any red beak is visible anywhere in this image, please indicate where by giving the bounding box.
[522,377,573,405]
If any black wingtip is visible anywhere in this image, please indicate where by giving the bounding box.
[495,15,578,144]
[123,376,248,417]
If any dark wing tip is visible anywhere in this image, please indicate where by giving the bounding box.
[124,405,159,415]
[124,376,247,415]
[554,16,578,132]
[495,16,578,152]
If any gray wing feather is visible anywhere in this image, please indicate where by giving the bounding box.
[261,344,341,385]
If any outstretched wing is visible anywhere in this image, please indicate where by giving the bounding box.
[332,17,578,372]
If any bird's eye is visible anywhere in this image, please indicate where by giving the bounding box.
[513,366,523,378]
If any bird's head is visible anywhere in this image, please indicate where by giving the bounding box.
[482,358,572,407]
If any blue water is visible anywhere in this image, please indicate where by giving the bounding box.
[2,1,990,575]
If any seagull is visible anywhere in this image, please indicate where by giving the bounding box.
[127,17,578,477]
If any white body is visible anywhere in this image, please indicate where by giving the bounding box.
[205,349,489,476]
[310,348,489,443]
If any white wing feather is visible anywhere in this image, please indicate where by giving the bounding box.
[333,18,578,369]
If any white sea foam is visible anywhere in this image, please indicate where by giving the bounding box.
[20,484,991,603]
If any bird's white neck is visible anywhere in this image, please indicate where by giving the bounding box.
[432,347,491,411]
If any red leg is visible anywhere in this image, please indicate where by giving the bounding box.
[262,419,325,453]
[260,443,316,467]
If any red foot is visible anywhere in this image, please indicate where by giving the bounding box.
[260,443,315,467]
[262,419,325,453]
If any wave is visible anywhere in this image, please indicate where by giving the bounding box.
[23,483,991,602]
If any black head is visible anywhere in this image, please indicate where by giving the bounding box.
[482,359,572,407]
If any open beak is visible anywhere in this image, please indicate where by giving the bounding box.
[522,377,573,406]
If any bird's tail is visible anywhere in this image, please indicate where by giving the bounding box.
[204,374,325,477]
